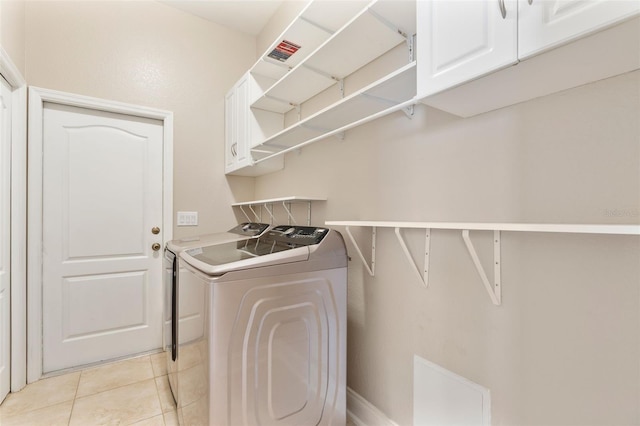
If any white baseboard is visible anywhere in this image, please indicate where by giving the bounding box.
[347,387,399,426]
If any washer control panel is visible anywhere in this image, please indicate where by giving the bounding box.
[267,225,329,246]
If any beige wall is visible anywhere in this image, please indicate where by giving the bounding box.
[1,0,26,76]
[24,0,256,238]
[255,11,640,424]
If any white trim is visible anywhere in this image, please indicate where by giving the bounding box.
[347,387,399,426]
[27,87,174,383]
[0,45,28,393]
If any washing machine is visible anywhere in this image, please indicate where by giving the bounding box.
[176,225,347,426]
[163,223,271,404]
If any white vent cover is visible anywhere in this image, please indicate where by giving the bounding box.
[413,355,491,426]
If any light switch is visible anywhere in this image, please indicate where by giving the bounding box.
[177,211,198,226]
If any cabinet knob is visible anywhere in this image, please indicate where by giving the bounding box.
[151,227,160,235]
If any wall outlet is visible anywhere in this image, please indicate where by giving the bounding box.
[177,211,198,226]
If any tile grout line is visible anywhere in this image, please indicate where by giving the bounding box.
[152,374,168,426]
[67,370,82,426]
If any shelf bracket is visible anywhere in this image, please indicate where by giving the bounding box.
[263,203,276,224]
[248,204,261,222]
[282,201,297,225]
[339,79,345,98]
[238,205,252,222]
[302,63,341,83]
[345,226,376,276]
[407,34,415,62]
[295,104,301,121]
[368,7,409,39]
[461,230,502,306]
[402,105,415,119]
[299,15,335,35]
[394,227,430,288]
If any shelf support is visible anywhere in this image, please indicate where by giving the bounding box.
[394,227,430,288]
[367,7,408,39]
[339,79,345,98]
[402,105,415,119]
[306,201,312,226]
[238,205,252,222]
[263,203,276,224]
[345,226,376,276]
[298,15,335,35]
[407,34,415,62]
[248,204,261,222]
[462,230,501,306]
[282,201,297,225]
[302,63,341,83]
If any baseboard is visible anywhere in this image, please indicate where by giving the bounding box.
[347,387,399,426]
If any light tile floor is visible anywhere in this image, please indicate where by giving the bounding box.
[0,354,357,426]
[0,353,177,426]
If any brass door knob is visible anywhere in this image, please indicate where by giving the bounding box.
[152,227,160,235]
[152,243,161,251]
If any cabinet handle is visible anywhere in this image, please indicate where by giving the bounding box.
[499,0,507,18]
[528,0,532,4]
[231,143,237,157]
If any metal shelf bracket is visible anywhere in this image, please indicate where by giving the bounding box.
[394,227,430,288]
[462,230,501,305]
[345,226,376,276]
[282,201,297,225]
[263,203,276,224]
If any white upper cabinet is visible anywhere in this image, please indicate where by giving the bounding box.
[518,0,640,59]
[417,0,518,97]
[225,72,284,176]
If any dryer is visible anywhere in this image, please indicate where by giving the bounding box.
[176,225,347,426]
[163,223,270,403]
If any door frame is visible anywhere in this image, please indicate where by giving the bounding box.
[27,87,173,383]
[0,46,27,393]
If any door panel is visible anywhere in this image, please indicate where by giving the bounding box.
[518,0,640,58]
[42,103,164,373]
[0,76,11,402]
[417,0,518,97]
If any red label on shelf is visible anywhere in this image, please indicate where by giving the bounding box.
[267,40,301,62]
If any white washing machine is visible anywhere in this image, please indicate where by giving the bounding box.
[176,225,347,426]
[163,223,271,404]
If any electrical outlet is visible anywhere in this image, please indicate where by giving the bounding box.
[177,211,198,226]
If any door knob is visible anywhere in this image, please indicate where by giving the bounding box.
[152,243,161,251]
[152,227,160,235]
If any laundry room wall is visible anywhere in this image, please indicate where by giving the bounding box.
[253,10,640,426]
[23,0,257,238]
[0,0,26,76]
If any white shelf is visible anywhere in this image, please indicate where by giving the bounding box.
[251,0,370,83]
[251,0,415,114]
[233,196,326,225]
[252,62,417,162]
[325,221,640,235]
[326,220,640,306]
[232,196,326,207]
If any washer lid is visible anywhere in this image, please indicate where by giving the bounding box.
[179,226,330,276]
[166,222,270,253]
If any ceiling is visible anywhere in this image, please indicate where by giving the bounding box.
[160,0,285,36]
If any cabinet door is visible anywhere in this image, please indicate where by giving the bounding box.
[519,0,640,59]
[417,0,518,97]
[235,76,249,165]
[224,89,236,173]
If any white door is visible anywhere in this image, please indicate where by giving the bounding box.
[416,0,518,97]
[518,0,640,59]
[0,76,12,402]
[42,102,165,373]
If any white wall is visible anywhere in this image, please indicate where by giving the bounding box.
[23,0,257,238]
[254,9,640,423]
[0,0,25,77]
